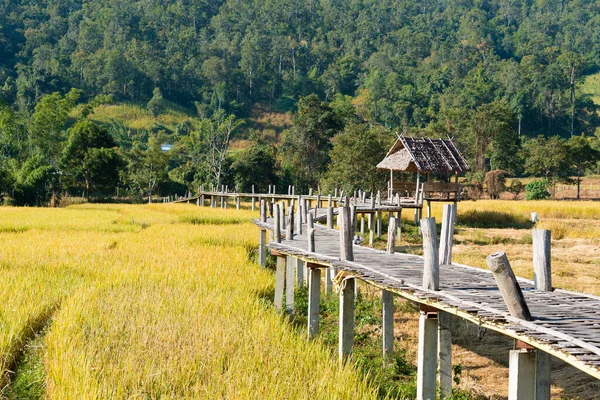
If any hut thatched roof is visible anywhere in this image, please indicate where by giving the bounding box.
[377,136,470,173]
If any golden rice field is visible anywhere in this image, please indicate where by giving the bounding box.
[0,204,377,399]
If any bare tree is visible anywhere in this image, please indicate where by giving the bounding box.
[207,113,241,187]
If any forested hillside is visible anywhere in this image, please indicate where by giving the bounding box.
[1,0,600,204]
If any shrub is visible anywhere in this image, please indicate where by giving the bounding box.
[507,180,524,200]
[484,170,509,199]
[525,179,551,200]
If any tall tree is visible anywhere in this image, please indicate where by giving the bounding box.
[567,135,600,200]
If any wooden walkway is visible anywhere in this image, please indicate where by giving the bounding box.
[255,216,600,381]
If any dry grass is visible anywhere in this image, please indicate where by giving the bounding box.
[0,204,378,399]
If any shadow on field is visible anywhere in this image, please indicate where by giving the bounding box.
[457,210,534,229]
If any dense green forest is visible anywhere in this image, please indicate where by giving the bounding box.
[2,0,600,204]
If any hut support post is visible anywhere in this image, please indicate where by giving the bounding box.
[308,265,321,338]
[417,308,438,400]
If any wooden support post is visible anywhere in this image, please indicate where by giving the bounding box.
[327,206,334,229]
[350,204,357,235]
[286,256,295,313]
[339,277,355,360]
[295,258,304,285]
[260,199,266,222]
[508,349,536,400]
[532,229,552,398]
[533,229,552,291]
[259,229,266,267]
[272,203,280,241]
[387,217,397,254]
[427,200,431,218]
[420,218,439,291]
[377,211,382,238]
[438,311,452,398]
[396,210,402,241]
[236,196,240,210]
[382,289,394,361]
[439,203,455,265]
[486,252,532,321]
[369,213,375,246]
[286,206,294,240]
[417,309,438,400]
[279,204,286,231]
[360,213,365,235]
[307,214,315,252]
[274,255,285,312]
[308,265,321,339]
[339,205,353,262]
[296,196,303,235]
[325,267,333,294]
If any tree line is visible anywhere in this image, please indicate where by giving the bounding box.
[2,0,600,204]
[1,90,598,205]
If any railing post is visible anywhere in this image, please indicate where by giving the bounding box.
[338,204,355,361]
[420,218,439,291]
[533,229,552,291]
[273,204,285,312]
[417,217,440,399]
[533,228,552,399]
[486,252,532,320]
[327,206,334,229]
[439,203,455,265]
[387,217,397,254]
[307,213,315,252]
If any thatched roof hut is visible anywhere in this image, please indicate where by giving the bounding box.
[378,136,470,210]
[377,136,470,173]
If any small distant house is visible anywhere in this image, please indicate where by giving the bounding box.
[376,136,470,213]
